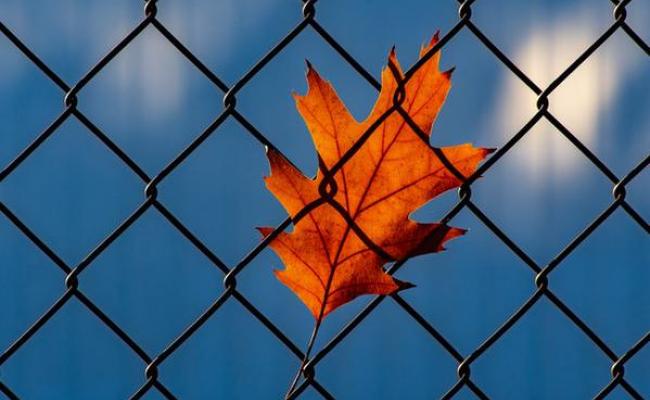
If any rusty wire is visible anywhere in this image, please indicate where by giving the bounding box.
[0,0,648,398]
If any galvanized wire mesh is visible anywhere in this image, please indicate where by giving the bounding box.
[0,0,648,398]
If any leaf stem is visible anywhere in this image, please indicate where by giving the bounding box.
[284,318,323,399]
[285,226,353,399]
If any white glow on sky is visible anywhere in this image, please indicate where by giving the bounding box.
[103,0,278,119]
[0,0,278,119]
[493,11,642,183]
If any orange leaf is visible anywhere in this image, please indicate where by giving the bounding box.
[259,35,493,320]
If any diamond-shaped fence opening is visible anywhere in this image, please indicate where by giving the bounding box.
[0,0,648,399]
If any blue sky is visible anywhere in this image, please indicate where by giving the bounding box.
[0,0,648,399]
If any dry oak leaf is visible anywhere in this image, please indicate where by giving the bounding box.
[259,35,493,320]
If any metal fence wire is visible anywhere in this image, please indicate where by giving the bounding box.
[0,0,648,398]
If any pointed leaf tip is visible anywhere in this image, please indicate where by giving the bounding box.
[257,226,274,238]
[304,60,320,82]
[396,279,416,291]
[444,66,456,78]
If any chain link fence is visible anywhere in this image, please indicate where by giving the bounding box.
[0,0,648,398]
